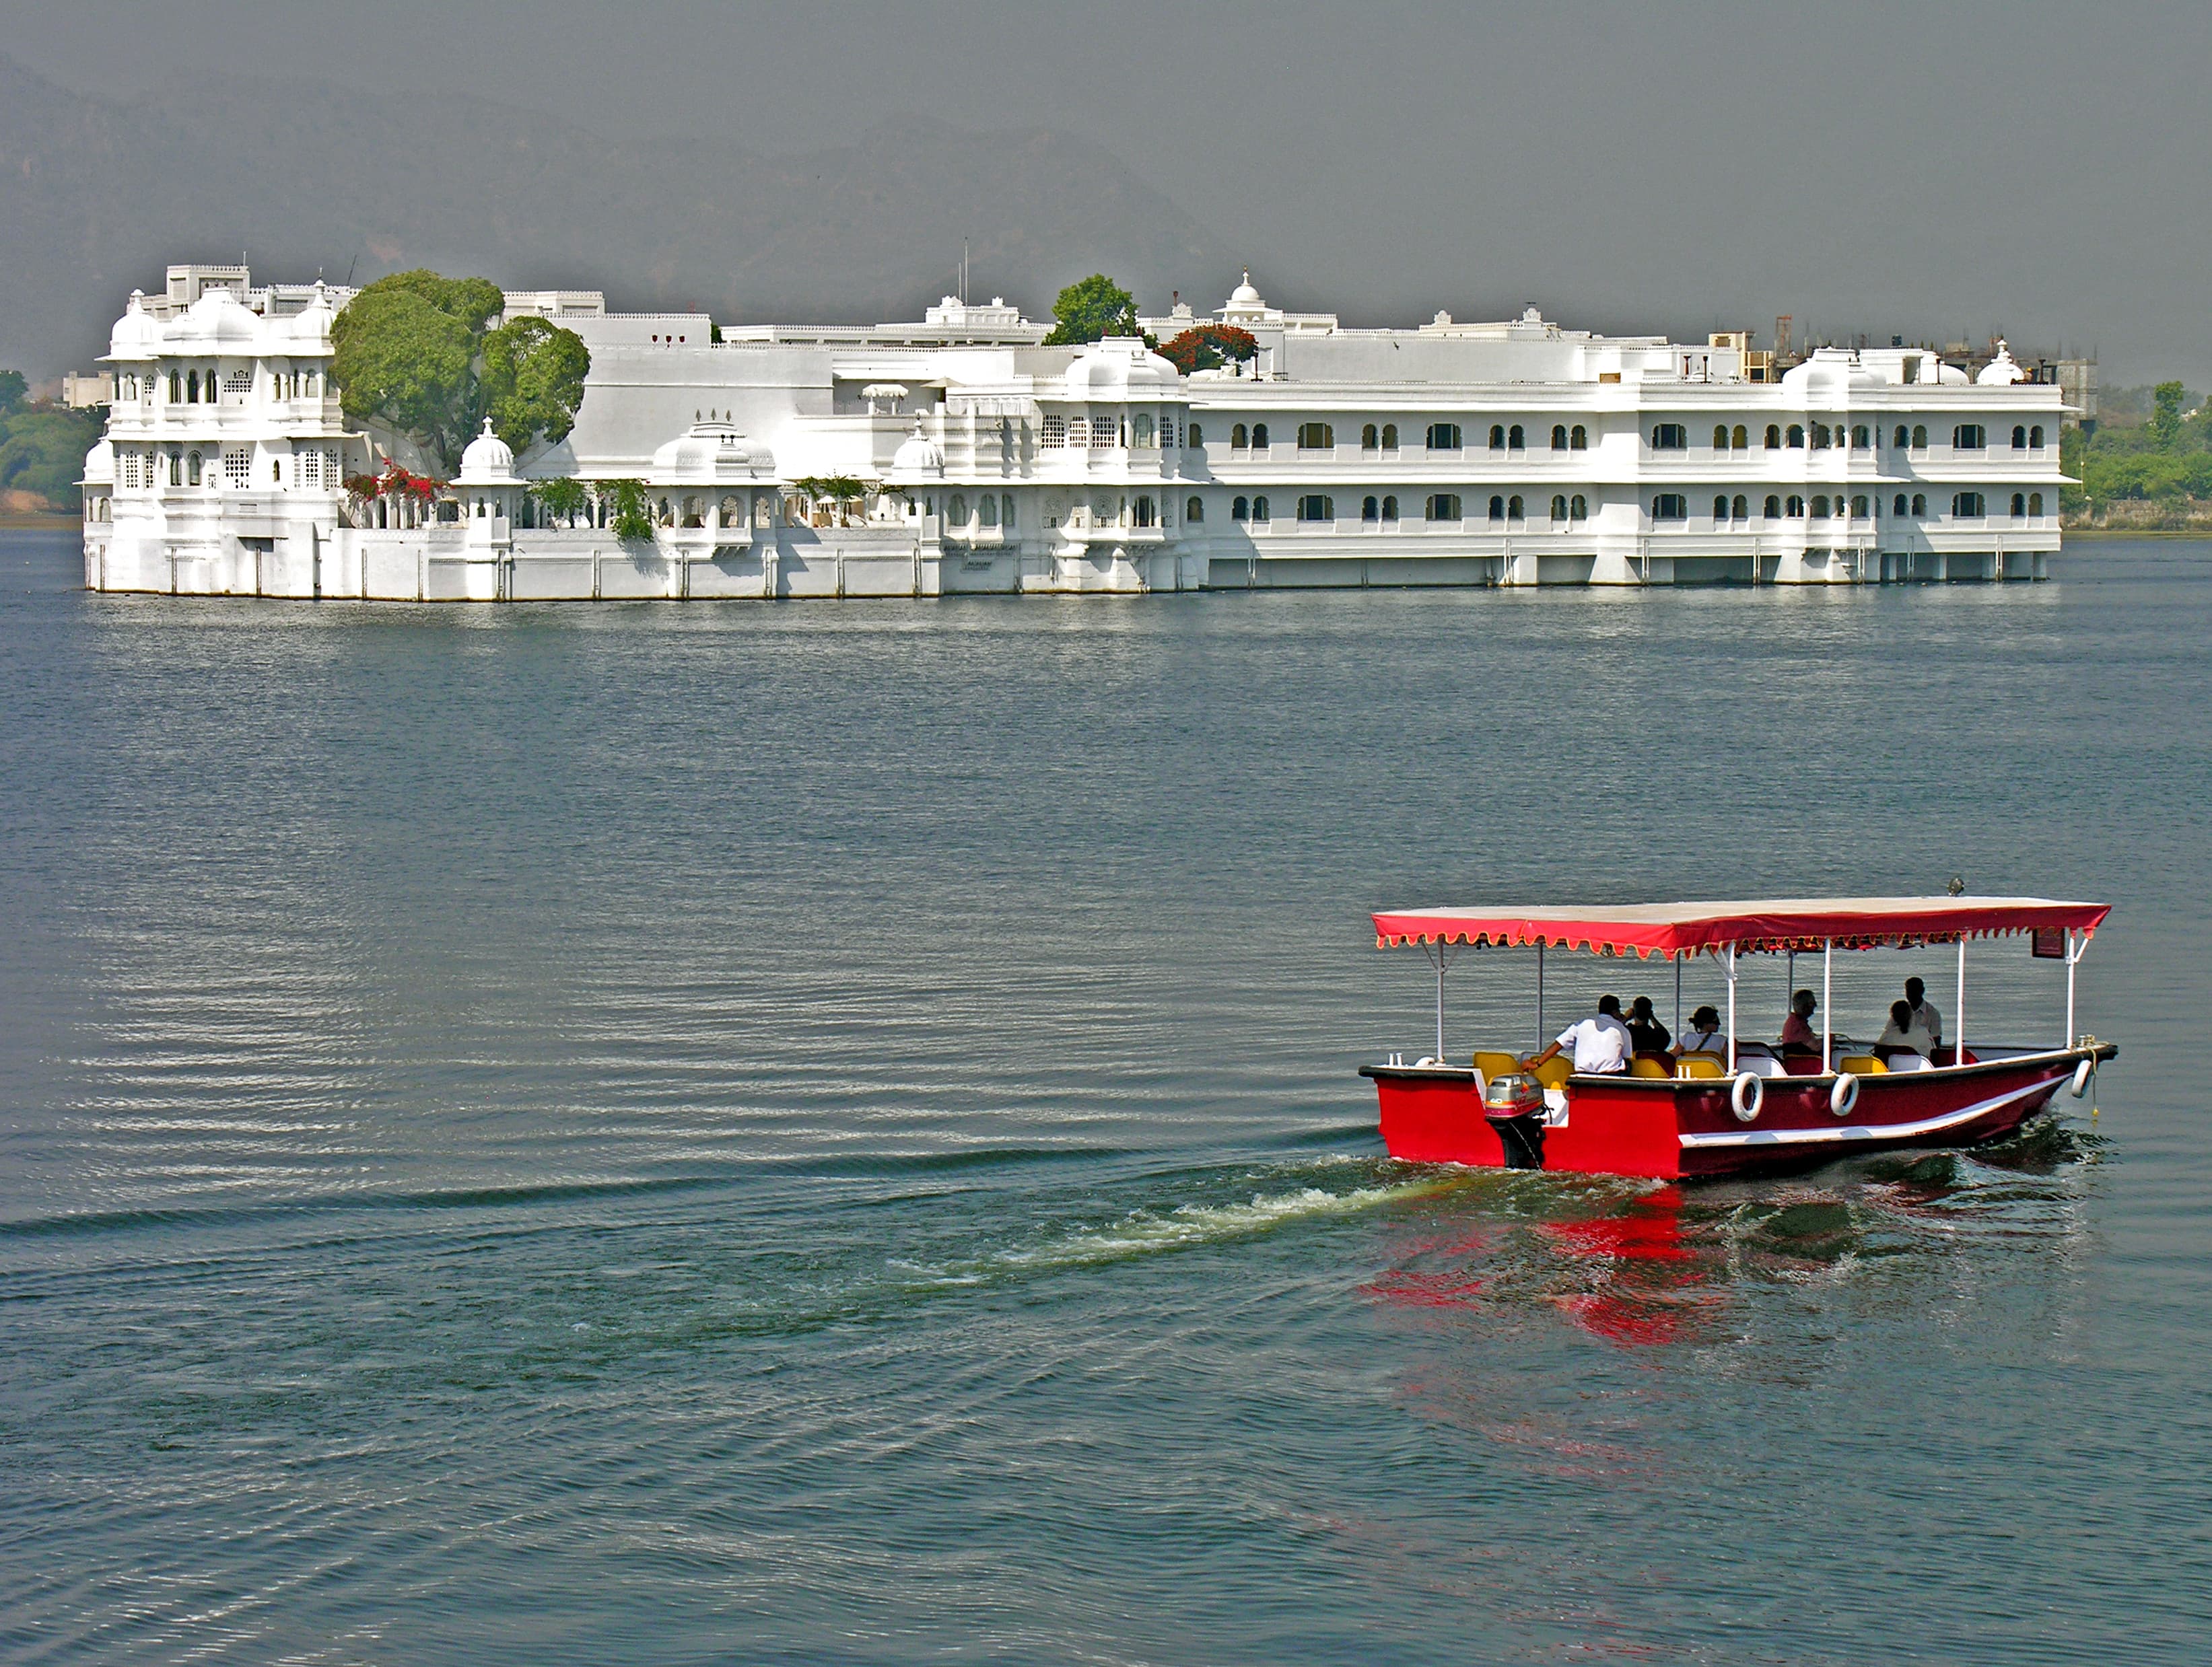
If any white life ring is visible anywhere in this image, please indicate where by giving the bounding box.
[1830,1071,1860,1118]
[1730,1070,1764,1122]
[2070,1059,2094,1099]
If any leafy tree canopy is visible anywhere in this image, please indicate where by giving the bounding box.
[0,369,26,415]
[1159,324,1259,376]
[1043,274,1140,346]
[528,476,592,521]
[331,269,590,471]
[0,404,103,511]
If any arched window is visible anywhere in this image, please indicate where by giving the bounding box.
[2030,492,2044,516]
[1185,496,1204,523]
[1571,425,1587,450]
[1362,423,1379,450]
[1713,495,1729,520]
[1731,425,1748,450]
[1713,425,1729,450]
[1362,495,1380,522]
[1787,425,1805,448]
[1911,493,1927,516]
[1187,424,1204,448]
[1554,494,1570,522]
[168,371,182,402]
[1488,424,1505,450]
[1811,495,1830,518]
[1132,414,1156,448]
[1731,493,1748,520]
[1851,494,1869,518]
[1508,424,1525,449]
[1297,422,1333,450]
[1293,495,1329,522]
[1893,494,1908,516]
[1570,494,1587,520]
[1852,425,1869,449]
[1251,423,1269,448]
[1953,491,1985,518]
[1507,493,1524,520]
[1764,424,1781,449]
[1763,494,1781,519]
[947,493,967,526]
[1232,496,1250,521]
[1382,495,1399,520]
[186,451,202,485]
[1912,425,1927,449]
[1651,493,1688,521]
[1136,496,1157,527]
[190,369,204,402]
[2011,425,2028,450]
[1813,423,1833,450]
[1231,423,1248,449]
[1786,495,1805,518]
[2010,492,2026,517]
[720,495,742,528]
[978,493,998,527]
[681,494,703,527]
[1381,423,1398,449]
[1488,494,1505,522]
[1428,493,1462,521]
[1554,425,1570,451]
[1894,425,1909,449]
[2031,425,2044,448]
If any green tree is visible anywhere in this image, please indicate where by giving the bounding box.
[2151,380,2186,447]
[1043,274,1140,346]
[598,478,654,541]
[0,406,103,511]
[530,476,592,526]
[0,369,26,415]
[330,269,589,472]
[482,316,590,453]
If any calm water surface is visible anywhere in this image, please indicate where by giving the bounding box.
[1,531,2207,1663]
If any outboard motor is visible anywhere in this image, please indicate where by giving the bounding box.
[1482,1072,1548,1170]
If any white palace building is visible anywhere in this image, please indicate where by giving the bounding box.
[81,263,2069,600]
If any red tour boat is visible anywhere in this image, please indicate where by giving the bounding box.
[1359,896,2116,1180]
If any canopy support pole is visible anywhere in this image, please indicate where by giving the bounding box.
[1674,956,1682,1038]
[1822,939,1832,1073]
[1536,941,1546,1053]
[2065,929,2089,1047]
[1725,944,1738,1072]
[1955,937,1967,1069]
[1422,940,1457,1062]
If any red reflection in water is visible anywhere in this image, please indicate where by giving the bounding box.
[1540,1187,1714,1347]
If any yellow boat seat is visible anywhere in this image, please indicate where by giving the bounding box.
[1530,1056,1574,1090]
[1629,1056,1672,1079]
[1837,1053,1886,1075]
[1472,1051,1521,1082]
[1676,1053,1727,1079]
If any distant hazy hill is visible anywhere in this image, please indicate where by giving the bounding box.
[0,52,1233,375]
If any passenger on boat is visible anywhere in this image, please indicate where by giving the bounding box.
[1671,1005,1723,1058]
[1904,977,1943,1049]
[1777,989,1820,1057]
[1626,996,1671,1057]
[1875,999,1937,1063]
[1522,995,1633,1076]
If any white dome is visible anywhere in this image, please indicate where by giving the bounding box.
[1064,336,1181,395]
[647,422,764,483]
[1977,341,2026,386]
[456,419,520,485]
[106,291,164,362]
[81,437,114,485]
[170,285,262,347]
[1229,270,1261,306]
[285,283,337,350]
[889,419,944,480]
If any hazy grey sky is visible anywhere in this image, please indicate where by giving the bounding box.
[7,0,2207,380]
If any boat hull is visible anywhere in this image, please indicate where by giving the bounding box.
[1360,1046,2115,1180]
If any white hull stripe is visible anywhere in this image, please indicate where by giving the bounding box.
[1679,1075,2058,1150]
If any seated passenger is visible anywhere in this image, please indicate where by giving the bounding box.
[1777,989,1820,1057]
[1875,998,1937,1063]
[1626,995,1671,1058]
[1522,994,1633,1077]
[1671,1004,1723,1057]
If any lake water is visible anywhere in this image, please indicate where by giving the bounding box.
[3,530,2207,1664]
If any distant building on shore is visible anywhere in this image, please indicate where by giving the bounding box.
[81,262,2070,600]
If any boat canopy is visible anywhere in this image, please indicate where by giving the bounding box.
[1371,896,2112,958]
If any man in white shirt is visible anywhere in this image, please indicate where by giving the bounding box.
[1523,995,1633,1076]
[1905,977,1943,1049]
